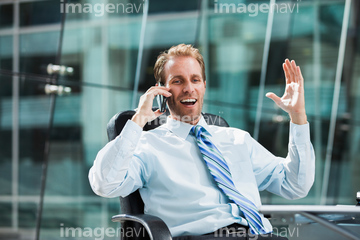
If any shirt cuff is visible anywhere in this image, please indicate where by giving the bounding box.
[289,121,311,145]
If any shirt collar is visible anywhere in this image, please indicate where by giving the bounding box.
[164,114,212,140]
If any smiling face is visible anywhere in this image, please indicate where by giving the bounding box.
[163,56,206,125]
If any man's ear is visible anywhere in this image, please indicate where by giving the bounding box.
[204,80,206,88]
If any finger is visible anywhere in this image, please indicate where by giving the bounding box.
[156,85,171,92]
[157,85,170,90]
[147,86,172,98]
[291,60,299,84]
[153,109,165,118]
[146,85,170,92]
[157,88,172,98]
[283,63,291,84]
[266,92,282,106]
[285,59,295,83]
[297,66,304,87]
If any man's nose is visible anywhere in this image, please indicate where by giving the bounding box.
[183,81,194,93]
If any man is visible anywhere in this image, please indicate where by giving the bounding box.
[89,44,315,239]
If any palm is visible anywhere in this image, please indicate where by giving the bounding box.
[278,82,304,113]
[266,59,307,124]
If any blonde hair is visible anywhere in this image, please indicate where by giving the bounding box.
[154,44,206,84]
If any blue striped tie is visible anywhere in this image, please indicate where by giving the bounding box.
[191,125,269,235]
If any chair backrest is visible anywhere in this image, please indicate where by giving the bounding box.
[106,109,230,216]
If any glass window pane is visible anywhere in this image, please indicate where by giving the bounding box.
[0,36,13,71]
[0,4,13,29]
[20,1,61,27]
[0,74,12,195]
[148,0,198,14]
[0,203,12,227]
[18,78,52,196]
[18,202,37,228]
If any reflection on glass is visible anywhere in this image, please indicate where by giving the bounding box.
[19,32,60,76]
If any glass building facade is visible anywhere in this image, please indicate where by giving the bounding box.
[0,0,359,239]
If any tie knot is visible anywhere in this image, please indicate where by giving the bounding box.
[191,125,207,138]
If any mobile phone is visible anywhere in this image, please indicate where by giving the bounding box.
[157,83,167,112]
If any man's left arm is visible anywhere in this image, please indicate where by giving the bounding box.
[255,59,315,199]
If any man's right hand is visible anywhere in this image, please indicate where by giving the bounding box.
[131,86,172,128]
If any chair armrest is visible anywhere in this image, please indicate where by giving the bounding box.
[112,214,172,240]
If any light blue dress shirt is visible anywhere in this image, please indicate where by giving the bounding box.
[89,116,315,237]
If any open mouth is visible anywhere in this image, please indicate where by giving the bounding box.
[180,99,197,106]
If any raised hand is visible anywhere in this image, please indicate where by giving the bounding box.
[265,59,307,125]
[131,85,172,128]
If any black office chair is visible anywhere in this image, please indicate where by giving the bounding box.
[107,109,230,240]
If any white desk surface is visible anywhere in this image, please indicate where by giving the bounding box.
[259,205,360,214]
